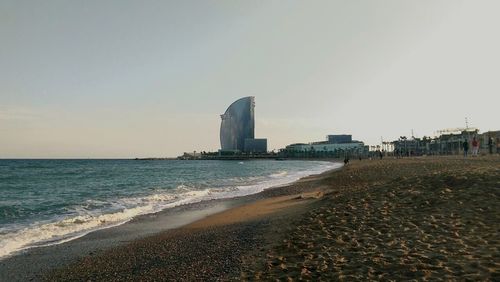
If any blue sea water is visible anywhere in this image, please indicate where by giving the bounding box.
[0,159,339,259]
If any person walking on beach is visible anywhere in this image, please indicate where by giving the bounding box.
[471,137,479,156]
[462,139,469,158]
[344,155,349,165]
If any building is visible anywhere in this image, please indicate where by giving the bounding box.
[281,134,367,158]
[428,129,478,155]
[219,96,268,153]
[244,138,267,153]
[327,134,352,144]
[220,96,255,152]
[392,137,427,156]
[285,142,365,153]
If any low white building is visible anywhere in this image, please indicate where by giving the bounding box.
[281,134,368,158]
[286,142,365,152]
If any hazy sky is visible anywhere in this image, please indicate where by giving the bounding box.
[1,1,499,158]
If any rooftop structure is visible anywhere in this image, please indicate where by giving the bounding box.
[327,134,352,144]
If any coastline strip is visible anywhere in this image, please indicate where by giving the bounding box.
[44,156,499,281]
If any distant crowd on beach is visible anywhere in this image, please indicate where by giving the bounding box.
[360,135,500,161]
[462,136,499,158]
[388,132,500,158]
[344,137,499,165]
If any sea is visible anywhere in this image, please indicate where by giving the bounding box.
[0,159,339,259]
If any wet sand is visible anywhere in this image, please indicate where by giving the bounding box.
[3,156,499,281]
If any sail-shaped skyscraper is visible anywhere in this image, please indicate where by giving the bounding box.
[220,96,255,151]
[220,97,267,153]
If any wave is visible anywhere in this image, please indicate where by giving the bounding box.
[0,161,341,259]
[270,171,288,178]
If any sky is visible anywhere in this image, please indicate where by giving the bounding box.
[1,0,499,158]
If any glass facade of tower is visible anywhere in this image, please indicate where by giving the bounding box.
[220,97,255,151]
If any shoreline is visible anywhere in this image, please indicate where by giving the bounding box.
[0,159,339,261]
[2,156,498,281]
[0,161,342,281]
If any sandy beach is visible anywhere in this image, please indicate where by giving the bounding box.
[242,156,500,281]
[2,156,499,281]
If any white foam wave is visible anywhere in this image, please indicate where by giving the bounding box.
[0,161,341,259]
[270,171,288,178]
